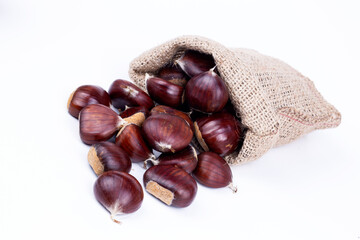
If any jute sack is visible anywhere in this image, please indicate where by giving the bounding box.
[128,35,341,165]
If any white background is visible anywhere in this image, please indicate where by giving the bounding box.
[0,0,359,239]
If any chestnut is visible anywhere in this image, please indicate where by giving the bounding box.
[175,50,215,77]
[67,85,111,119]
[79,104,145,145]
[185,68,229,113]
[146,76,184,108]
[142,114,193,153]
[120,106,149,119]
[149,105,194,131]
[157,64,188,87]
[88,142,131,175]
[94,171,144,223]
[115,124,155,163]
[145,145,198,173]
[194,112,241,156]
[108,79,154,111]
[193,152,237,193]
[143,165,197,207]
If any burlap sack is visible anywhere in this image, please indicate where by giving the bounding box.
[128,35,341,165]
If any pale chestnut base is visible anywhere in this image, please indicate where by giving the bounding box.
[87,146,104,176]
[146,181,174,206]
[67,91,75,110]
[194,122,209,151]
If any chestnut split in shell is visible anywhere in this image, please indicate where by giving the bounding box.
[94,171,144,223]
[88,142,131,175]
[67,85,111,119]
[108,79,154,110]
[142,114,193,153]
[193,152,237,193]
[185,68,229,113]
[143,165,197,207]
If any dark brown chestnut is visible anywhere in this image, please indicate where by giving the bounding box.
[149,105,194,131]
[142,114,193,153]
[145,145,198,173]
[194,112,241,156]
[193,152,237,192]
[157,64,188,87]
[94,171,144,223]
[88,142,131,175]
[146,76,184,108]
[120,106,149,119]
[185,68,229,113]
[108,79,154,110]
[67,85,111,119]
[175,50,215,77]
[79,104,146,145]
[143,165,197,207]
[115,124,155,163]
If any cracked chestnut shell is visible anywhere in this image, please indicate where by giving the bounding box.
[194,112,241,156]
[185,68,229,113]
[108,79,154,110]
[67,85,111,119]
[193,152,237,192]
[94,171,144,223]
[175,50,215,77]
[88,142,131,175]
[146,77,184,108]
[145,145,198,173]
[142,114,193,153]
[79,104,145,145]
[143,165,197,207]
[115,124,155,163]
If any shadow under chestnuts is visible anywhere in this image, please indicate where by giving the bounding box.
[68,49,244,223]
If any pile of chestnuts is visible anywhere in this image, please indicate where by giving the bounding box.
[67,50,243,223]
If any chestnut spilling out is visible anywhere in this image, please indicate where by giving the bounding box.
[68,50,243,223]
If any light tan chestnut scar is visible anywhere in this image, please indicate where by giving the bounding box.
[146,181,174,206]
[87,146,104,176]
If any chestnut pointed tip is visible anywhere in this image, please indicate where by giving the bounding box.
[228,182,238,193]
[110,213,122,224]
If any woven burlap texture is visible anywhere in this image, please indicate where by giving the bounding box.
[128,35,341,165]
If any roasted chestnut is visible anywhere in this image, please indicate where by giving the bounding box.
[143,165,197,207]
[146,76,184,108]
[108,79,154,110]
[142,114,193,153]
[192,152,237,192]
[185,68,229,113]
[94,171,144,223]
[67,85,111,119]
[115,124,155,163]
[194,112,241,156]
[79,104,145,145]
[88,142,131,175]
[175,50,215,77]
[145,145,198,173]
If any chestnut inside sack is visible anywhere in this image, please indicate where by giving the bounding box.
[129,35,341,164]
